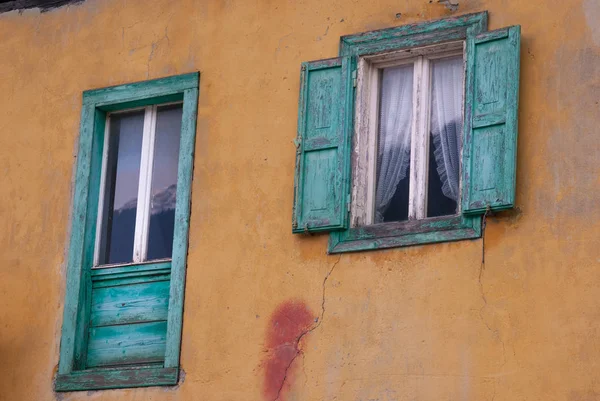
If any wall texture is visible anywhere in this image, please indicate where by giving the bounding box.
[0,0,599,400]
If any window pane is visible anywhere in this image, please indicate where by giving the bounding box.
[375,64,414,223]
[146,104,183,260]
[427,56,463,218]
[98,111,145,265]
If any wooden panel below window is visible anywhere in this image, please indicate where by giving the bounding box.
[90,280,170,327]
[87,321,167,368]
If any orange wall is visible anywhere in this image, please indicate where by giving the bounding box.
[1,0,600,400]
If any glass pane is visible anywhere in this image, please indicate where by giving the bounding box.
[146,104,183,260]
[427,56,463,218]
[374,64,414,223]
[98,111,145,265]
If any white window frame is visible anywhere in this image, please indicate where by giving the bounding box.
[350,41,465,227]
[93,102,182,268]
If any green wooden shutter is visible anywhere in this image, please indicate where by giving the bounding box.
[292,57,353,233]
[462,26,521,214]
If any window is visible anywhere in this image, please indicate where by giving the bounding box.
[292,12,521,253]
[96,104,182,266]
[56,73,199,391]
[351,42,465,227]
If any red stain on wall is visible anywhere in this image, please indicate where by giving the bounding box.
[263,300,315,401]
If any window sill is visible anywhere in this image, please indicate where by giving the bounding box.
[55,366,178,392]
[328,214,481,253]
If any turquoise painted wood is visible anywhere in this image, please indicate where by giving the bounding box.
[100,94,183,112]
[58,105,105,374]
[164,86,199,369]
[90,261,171,286]
[324,13,494,253]
[92,274,171,289]
[83,73,198,106]
[90,280,170,327]
[55,366,178,392]
[90,260,171,278]
[57,72,198,391]
[74,110,108,369]
[87,321,167,367]
[339,12,487,56]
[462,26,521,214]
[292,57,353,233]
[329,215,481,253]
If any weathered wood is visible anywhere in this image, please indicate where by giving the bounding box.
[462,26,520,214]
[91,260,171,279]
[329,215,481,253]
[164,86,199,368]
[91,260,172,289]
[327,13,490,253]
[349,57,379,227]
[99,94,183,112]
[92,273,171,289]
[72,110,108,369]
[58,103,98,374]
[408,56,432,220]
[55,366,178,392]
[58,72,199,389]
[292,57,354,233]
[340,12,487,57]
[83,73,198,106]
[87,321,167,367]
[91,280,170,327]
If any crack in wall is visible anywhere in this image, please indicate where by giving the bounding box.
[478,211,507,368]
[147,27,170,78]
[272,255,342,401]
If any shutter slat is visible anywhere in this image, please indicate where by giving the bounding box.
[462,26,521,214]
[292,57,353,233]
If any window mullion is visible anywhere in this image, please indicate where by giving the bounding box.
[408,57,423,219]
[418,57,431,219]
[133,106,157,263]
[408,56,431,220]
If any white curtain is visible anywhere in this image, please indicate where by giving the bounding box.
[430,57,463,202]
[374,65,414,223]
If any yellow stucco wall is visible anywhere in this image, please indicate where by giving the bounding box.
[1,0,600,400]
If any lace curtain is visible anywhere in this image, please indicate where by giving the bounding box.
[430,57,463,202]
[374,57,463,222]
[374,64,414,223]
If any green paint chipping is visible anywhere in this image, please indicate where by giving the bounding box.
[292,57,354,233]
[462,26,521,214]
[292,12,519,253]
[56,72,199,391]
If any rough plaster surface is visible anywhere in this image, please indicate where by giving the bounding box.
[583,0,600,46]
[0,0,600,400]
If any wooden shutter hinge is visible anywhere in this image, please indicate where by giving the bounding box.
[352,70,357,87]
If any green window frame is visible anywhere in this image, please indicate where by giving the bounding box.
[55,73,199,391]
[291,12,521,253]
